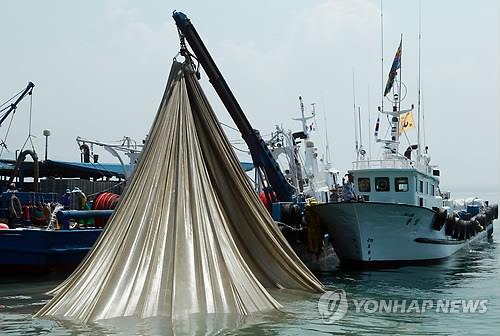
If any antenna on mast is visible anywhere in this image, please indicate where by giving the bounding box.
[380,0,384,117]
[300,96,306,134]
[367,85,372,159]
[358,106,366,159]
[398,33,403,113]
[323,111,331,166]
[292,96,314,137]
[311,102,317,132]
[352,70,360,160]
[422,82,426,148]
[417,0,422,158]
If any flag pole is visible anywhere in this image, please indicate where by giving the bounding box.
[352,70,359,160]
[398,34,403,115]
[417,0,422,158]
[358,106,363,156]
[367,85,372,159]
[380,0,384,137]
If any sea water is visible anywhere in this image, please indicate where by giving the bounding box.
[1,191,498,335]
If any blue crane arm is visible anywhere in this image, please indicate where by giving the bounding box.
[173,11,295,201]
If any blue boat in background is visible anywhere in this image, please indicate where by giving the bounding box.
[0,190,114,274]
[0,227,102,273]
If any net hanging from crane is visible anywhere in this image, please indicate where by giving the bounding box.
[35,61,323,322]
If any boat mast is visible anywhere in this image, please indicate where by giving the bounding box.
[417,0,422,158]
[352,71,360,160]
[398,33,403,114]
[380,0,384,130]
[323,111,331,166]
[367,85,372,159]
[294,96,314,137]
[358,106,364,158]
[380,36,413,156]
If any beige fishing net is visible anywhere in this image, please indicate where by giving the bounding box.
[35,61,323,322]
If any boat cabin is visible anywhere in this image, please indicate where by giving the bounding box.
[350,165,442,209]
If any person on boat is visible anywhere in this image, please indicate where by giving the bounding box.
[70,187,86,210]
[70,187,88,227]
[342,173,357,202]
[32,202,48,227]
[61,189,71,209]
[329,187,340,202]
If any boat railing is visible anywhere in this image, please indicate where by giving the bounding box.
[352,159,429,172]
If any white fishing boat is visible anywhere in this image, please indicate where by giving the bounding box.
[265,96,340,204]
[312,40,498,266]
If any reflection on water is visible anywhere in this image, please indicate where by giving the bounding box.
[0,235,499,335]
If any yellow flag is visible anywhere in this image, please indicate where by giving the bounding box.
[400,111,415,132]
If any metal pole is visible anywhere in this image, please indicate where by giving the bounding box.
[417,0,422,158]
[43,129,51,161]
[353,70,359,160]
[380,0,384,114]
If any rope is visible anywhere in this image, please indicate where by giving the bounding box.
[220,121,240,132]
[88,159,121,181]
[0,113,15,158]
[0,105,13,114]
[20,93,36,153]
[85,180,126,200]
[0,88,24,109]
[85,147,129,182]
[230,144,249,154]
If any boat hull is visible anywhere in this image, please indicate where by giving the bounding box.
[312,202,493,266]
[0,228,102,273]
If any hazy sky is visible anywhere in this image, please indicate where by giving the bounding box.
[1,0,498,192]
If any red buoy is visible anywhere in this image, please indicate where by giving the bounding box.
[0,223,9,230]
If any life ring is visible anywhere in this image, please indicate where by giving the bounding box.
[9,194,22,219]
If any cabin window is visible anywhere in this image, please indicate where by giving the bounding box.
[419,180,424,193]
[431,184,435,196]
[358,178,371,192]
[395,177,409,192]
[426,182,429,194]
[375,177,390,192]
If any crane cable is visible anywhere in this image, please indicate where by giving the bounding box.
[0,113,15,158]
[20,92,36,153]
[0,88,33,158]
[0,87,25,110]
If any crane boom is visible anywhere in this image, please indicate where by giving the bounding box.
[0,81,35,126]
[173,11,294,201]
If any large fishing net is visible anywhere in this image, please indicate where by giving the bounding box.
[35,61,323,322]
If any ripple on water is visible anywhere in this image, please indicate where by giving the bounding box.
[0,232,498,335]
